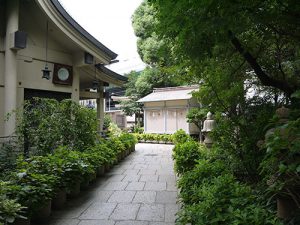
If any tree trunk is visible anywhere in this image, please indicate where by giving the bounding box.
[228,30,295,96]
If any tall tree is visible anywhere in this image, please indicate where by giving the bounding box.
[149,0,300,97]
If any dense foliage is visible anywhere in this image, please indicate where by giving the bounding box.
[0,98,138,224]
[172,131,283,225]
[0,134,137,224]
[134,133,174,144]
[132,1,300,223]
[15,98,97,154]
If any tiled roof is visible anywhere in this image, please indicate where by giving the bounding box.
[137,86,198,102]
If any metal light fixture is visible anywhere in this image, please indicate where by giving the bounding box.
[42,21,51,80]
[92,80,100,90]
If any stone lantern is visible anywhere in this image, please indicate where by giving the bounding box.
[201,112,216,148]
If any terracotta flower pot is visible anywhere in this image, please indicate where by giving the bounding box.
[80,179,90,190]
[67,181,80,198]
[32,200,51,223]
[277,196,297,219]
[97,165,105,177]
[52,189,66,209]
[105,164,111,172]
[13,218,31,225]
[131,145,135,152]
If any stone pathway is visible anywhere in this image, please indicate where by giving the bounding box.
[46,143,178,225]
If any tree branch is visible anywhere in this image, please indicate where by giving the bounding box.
[228,30,295,96]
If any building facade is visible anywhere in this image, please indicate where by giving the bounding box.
[0,0,126,136]
[138,86,200,134]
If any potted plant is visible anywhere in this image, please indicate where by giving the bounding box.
[7,171,57,223]
[0,182,27,225]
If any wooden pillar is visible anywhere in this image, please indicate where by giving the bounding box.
[71,67,80,102]
[96,83,104,132]
[4,0,19,136]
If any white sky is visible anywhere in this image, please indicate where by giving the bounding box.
[58,0,145,75]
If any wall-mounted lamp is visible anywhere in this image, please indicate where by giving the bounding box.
[92,80,100,90]
[42,21,51,80]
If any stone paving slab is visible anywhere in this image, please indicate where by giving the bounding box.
[79,202,117,220]
[156,191,178,204]
[132,191,156,204]
[108,191,136,203]
[78,220,115,225]
[43,143,178,225]
[115,221,149,225]
[109,203,141,220]
[125,181,145,191]
[140,174,159,182]
[144,181,167,191]
[137,204,165,222]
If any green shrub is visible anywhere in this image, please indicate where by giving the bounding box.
[15,98,97,154]
[178,158,228,205]
[6,171,58,216]
[119,133,137,150]
[177,174,281,225]
[106,137,125,155]
[133,133,174,143]
[173,129,191,144]
[0,182,26,224]
[52,147,94,190]
[173,140,205,174]
[0,198,26,224]
[92,142,117,165]
[108,122,122,137]
[260,118,300,213]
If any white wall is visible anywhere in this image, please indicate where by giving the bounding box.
[144,99,192,134]
[143,98,201,134]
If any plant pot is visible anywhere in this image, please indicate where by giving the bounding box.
[89,172,97,183]
[52,189,66,210]
[277,196,297,219]
[13,218,31,225]
[67,181,80,198]
[117,153,122,162]
[105,164,111,172]
[80,179,90,190]
[97,165,105,177]
[32,200,51,223]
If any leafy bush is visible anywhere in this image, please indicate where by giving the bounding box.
[132,125,144,134]
[52,147,94,190]
[6,171,58,216]
[133,133,174,143]
[172,139,281,224]
[15,98,97,154]
[0,182,26,224]
[260,117,300,211]
[177,174,281,225]
[119,133,138,150]
[103,114,112,130]
[178,157,228,205]
[108,122,122,137]
[173,140,205,174]
[173,129,191,144]
[92,142,117,165]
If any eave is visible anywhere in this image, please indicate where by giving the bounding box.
[36,0,117,64]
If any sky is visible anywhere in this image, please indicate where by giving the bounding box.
[58,0,145,75]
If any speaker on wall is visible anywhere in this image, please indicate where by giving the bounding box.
[11,31,27,50]
[84,52,94,64]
